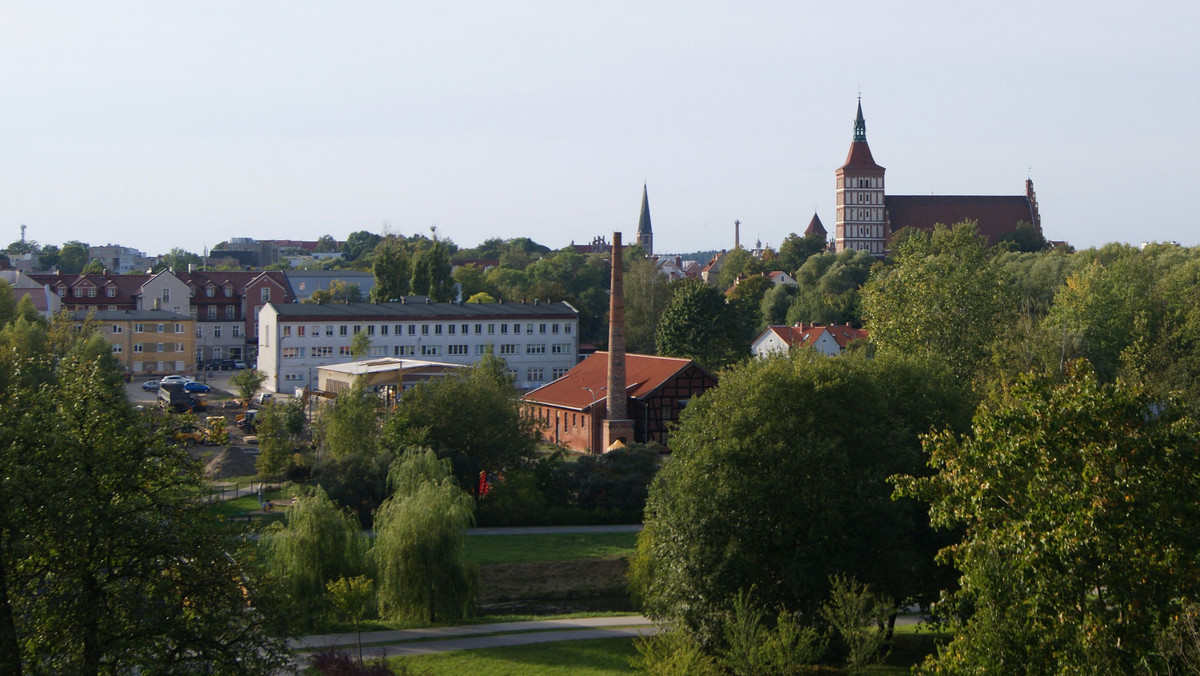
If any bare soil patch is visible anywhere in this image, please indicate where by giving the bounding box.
[202,447,260,480]
[478,555,629,604]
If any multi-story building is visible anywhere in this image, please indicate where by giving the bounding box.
[74,309,196,376]
[835,100,1042,255]
[88,244,155,274]
[256,299,579,393]
[30,269,294,367]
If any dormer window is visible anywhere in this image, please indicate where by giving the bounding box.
[224,286,232,297]
[106,287,116,298]
[87,287,96,298]
[206,286,215,297]
[73,288,83,298]
[56,286,65,297]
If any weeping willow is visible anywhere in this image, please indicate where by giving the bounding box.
[260,486,366,622]
[372,448,477,623]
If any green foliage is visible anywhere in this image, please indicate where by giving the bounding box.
[863,222,1014,383]
[776,231,831,275]
[624,258,670,354]
[260,486,367,629]
[785,248,875,327]
[721,588,826,675]
[759,282,798,328]
[350,330,372,359]
[230,367,268,402]
[452,263,489,300]
[57,239,90,273]
[370,235,412,302]
[820,576,892,673]
[382,360,540,489]
[410,237,454,301]
[655,278,748,371]
[0,317,287,672]
[898,366,1200,674]
[342,230,382,262]
[372,449,478,623]
[308,279,365,304]
[996,220,1048,252]
[312,450,394,528]
[255,399,303,477]
[326,575,376,664]
[717,247,767,291]
[630,351,970,645]
[633,628,723,676]
[316,378,381,459]
[466,291,497,303]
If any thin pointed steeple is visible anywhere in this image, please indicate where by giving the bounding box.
[853,97,867,142]
[636,183,653,255]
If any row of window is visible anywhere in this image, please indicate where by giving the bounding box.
[280,342,570,359]
[112,343,187,354]
[282,321,571,339]
[112,323,188,334]
[62,286,272,302]
[195,324,242,338]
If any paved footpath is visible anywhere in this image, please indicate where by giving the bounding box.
[291,615,657,663]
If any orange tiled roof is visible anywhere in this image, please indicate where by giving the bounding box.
[522,352,703,410]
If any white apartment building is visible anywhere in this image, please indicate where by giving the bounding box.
[257,300,579,393]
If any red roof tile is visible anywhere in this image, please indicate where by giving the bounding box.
[886,195,1039,245]
[522,352,704,410]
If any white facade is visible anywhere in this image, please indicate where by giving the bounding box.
[257,301,579,393]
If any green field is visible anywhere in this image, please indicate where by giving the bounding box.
[384,629,948,675]
[389,637,639,675]
[464,532,638,565]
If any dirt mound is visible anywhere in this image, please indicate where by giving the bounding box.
[203,447,260,479]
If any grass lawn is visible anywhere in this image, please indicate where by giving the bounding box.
[203,490,288,526]
[465,532,638,565]
[382,626,948,675]
[389,636,639,676]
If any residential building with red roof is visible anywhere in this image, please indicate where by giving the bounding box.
[521,352,717,453]
[836,100,1042,256]
[751,322,869,358]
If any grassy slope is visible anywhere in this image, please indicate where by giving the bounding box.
[464,532,638,565]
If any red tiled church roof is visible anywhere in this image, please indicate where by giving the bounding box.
[522,352,704,411]
[885,195,1038,246]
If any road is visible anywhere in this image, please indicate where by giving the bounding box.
[291,615,658,665]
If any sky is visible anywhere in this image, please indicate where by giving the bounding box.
[2,1,1198,257]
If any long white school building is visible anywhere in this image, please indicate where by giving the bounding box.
[256,299,579,393]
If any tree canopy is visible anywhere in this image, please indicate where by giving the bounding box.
[631,350,971,644]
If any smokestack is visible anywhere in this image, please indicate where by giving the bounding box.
[603,232,635,451]
[734,220,741,249]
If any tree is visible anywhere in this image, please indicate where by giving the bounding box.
[307,279,364,304]
[382,356,540,489]
[452,264,490,301]
[624,258,671,354]
[0,320,287,673]
[315,378,380,460]
[350,331,371,359]
[862,222,1014,383]
[230,367,268,403]
[255,398,305,477]
[372,449,477,623]
[717,247,766,292]
[315,234,339,253]
[57,240,90,273]
[157,247,203,273]
[630,351,971,645]
[897,365,1200,674]
[410,237,453,301]
[466,292,496,304]
[326,576,375,665]
[655,279,747,371]
[777,232,830,275]
[260,486,366,629]
[370,235,411,302]
[342,231,382,262]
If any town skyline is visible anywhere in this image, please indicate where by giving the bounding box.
[4,2,1197,255]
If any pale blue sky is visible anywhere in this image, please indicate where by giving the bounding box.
[2,1,1197,256]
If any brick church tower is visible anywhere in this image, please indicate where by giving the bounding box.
[835,100,887,255]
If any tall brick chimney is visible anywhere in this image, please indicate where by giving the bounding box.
[603,231,634,451]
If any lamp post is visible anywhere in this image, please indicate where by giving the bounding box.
[581,386,606,454]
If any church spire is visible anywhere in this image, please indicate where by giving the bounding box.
[636,183,653,255]
[853,98,867,143]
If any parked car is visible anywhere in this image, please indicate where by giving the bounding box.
[141,380,160,391]
[184,381,212,393]
[253,392,273,406]
[159,375,193,386]
[232,361,247,370]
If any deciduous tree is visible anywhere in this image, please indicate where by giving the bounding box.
[897,365,1200,674]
